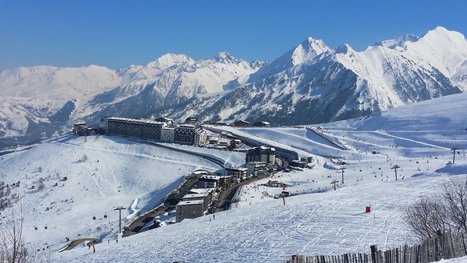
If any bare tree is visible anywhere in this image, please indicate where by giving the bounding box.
[405,179,467,239]
[0,212,28,263]
[442,179,467,234]
[405,196,452,239]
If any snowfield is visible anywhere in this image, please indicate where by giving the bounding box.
[0,92,466,262]
[57,166,463,262]
[0,135,229,254]
[37,93,467,262]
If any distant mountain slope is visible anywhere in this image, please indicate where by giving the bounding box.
[0,53,261,148]
[1,26,466,148]
[0,65,121,100]
[164,26,466,125]
[326,92,467,132]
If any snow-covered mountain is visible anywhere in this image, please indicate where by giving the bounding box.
[2,89,465,263]
[0,53,261,148]
[84,52,262,120]
[0,65,122,148]
[1,26,466,148]
[164,26,467,125]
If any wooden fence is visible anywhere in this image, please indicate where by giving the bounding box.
[286,232,467,263]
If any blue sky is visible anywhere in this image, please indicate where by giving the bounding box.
[0,0,466,70]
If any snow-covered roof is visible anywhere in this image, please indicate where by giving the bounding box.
[107,117,165,126]
[189,188,215,194]
[225,167,248,171]
[192,169,212,175]
[177,199,204,206]
[246,162,267,166]
[200,175,223,181]
[178,124,196,128]
[183,193,209,199]
[259,145,275,151]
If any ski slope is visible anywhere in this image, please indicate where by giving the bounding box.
[51,93,467,262]
[0,135,236,254]
[55,155,466,262]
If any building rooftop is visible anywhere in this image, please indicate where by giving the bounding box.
[156,117,174,121]
[107,117,165,126]
[225,167,248,171]
[246,162,267,166]
[192,169,213,175]
[259,145,275,151]
[247,146,276,155]
[177,200,204,206]
[178,124,195,128]
[183,193,210,199]
[199,175,223,181]
[291,160,308,163]
[189,188,215,194]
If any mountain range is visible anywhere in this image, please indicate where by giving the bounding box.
[0,26,466,148]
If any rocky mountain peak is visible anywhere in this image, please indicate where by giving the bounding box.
[214,52,239,64]
[147,53,195,70]
[291,37,332,65]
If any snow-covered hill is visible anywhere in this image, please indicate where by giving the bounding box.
[0,135,245,257]
[165,26,466,125]
[47,89,467,263]
[1,91,466,262]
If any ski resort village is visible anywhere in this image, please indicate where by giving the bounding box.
[1,9,467,262]
[1,92,467,262]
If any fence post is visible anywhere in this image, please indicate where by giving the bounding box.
[378,250,384,263]
[416,245,421,263]
[462,234,467,256]
[371,245,378,263]
[447,232,455,259]
[402,245,408,263]
[435,230,443,261]
[421,241,427,263]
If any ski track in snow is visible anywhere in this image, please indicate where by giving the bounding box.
[376,130,451,150]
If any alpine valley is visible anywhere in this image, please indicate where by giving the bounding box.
[1,26,466,149]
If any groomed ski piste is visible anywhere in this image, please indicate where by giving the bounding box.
[0,135,244,255]
[1,93,466,262]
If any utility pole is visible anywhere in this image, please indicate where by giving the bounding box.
[331,180,339,190]
[391,165,400,181]
[114,206,125,234]
[338,167,346,184]
[452,148,459,164]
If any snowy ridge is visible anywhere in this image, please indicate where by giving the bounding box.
[250,37,331,81]
[165,26,466,125]
[42,84,467,263]
[0,65,121,100]
[1,26,466,148]
[0,53,261,147]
